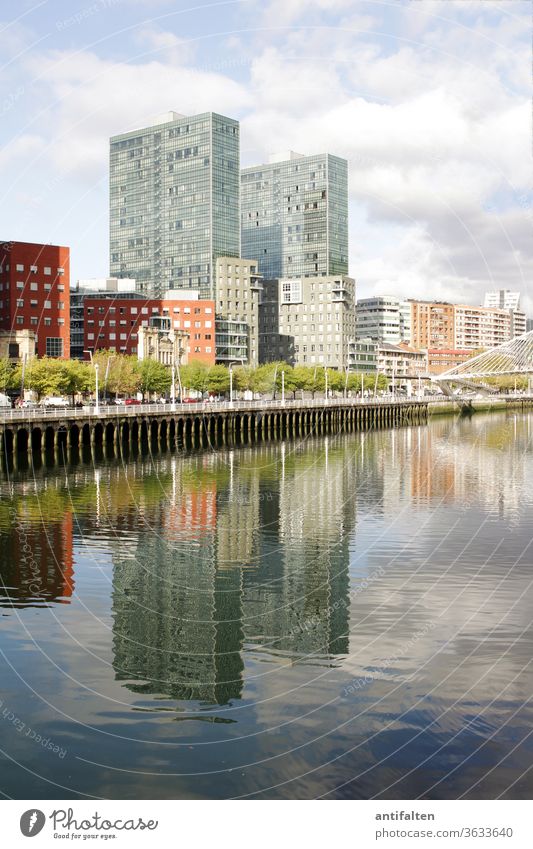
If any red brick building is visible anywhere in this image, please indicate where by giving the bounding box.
[0,241,70,358]
[83,293,215,365]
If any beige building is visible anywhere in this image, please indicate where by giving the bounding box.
[215,257,263,365]
[0,329,36,361]
[454,305,511,349]
[137,317,189,366]
[377,342,427,377]
[262,275,356,369]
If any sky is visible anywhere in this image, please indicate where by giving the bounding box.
[0,0,531,312]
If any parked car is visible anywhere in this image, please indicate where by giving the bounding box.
[0,394,12,408]
[21,399,37,409]
[181,397,198,404]
[41,397,69,408]
[124,398,141,406]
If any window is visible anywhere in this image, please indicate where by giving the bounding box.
[87,333,95,340]
[16,299,23,307]
[16,281,24,289]
[57,268,64,275]
[16,316,23,325]
[44,317,52,326]
[58,302,64,310]
[44,267,51,275]
[30,282,38,291]
[16,264,24,272]
[120,333,127,340]
[58,318,64,326]
[30,265,37,273]
[30,299,37,307]
[44,283,51,291]
[109,333,116,341]
[30,317,38,326]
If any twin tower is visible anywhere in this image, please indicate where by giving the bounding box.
[109,111,349,299]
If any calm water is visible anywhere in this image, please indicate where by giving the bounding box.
[1,412,532,800]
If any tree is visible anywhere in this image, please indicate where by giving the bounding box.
[21,358,63,400]
[135,359,171,399]
[180,361,209,395]
[291,366,310,398]
[106,355,140,398]
[0,358,17,394]
[57,360,93,404]
[207,365,230,395]
[233,365,256,393]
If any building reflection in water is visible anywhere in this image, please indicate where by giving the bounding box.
[1,413,532,707]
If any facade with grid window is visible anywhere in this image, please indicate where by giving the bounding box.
[260,275,356,369]
[241,151,348,280]
[0,241,70,358]
[215,256,262,365]
[83,290,215,365]
[110,111,240,299]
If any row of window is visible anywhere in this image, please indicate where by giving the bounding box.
[1,265,65,275]
[8,316,64,326]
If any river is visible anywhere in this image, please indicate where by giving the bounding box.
[0,411,532,799]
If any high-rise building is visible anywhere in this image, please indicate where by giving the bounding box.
[0,241,70,358]
[241,151,348,280]
[110,111,240,299]
[454,305,511,349]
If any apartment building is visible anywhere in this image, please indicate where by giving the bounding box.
[0,241,70,358]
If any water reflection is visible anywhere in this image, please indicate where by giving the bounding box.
[1,412,532,799]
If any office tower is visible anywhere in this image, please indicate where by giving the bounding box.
[0,241,70,358]
[241,151,348,280]
[110,111,240,299]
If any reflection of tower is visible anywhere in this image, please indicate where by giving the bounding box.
[242,443,352,659]
[112,477,244,705]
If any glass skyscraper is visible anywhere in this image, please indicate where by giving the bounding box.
[110,111,240,298]
[241,151,348,280]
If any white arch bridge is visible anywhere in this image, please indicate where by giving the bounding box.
[432,330,533,397]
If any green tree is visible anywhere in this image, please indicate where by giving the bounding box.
[22,358,63,400]
[106,355,140,398]
[57,360,93,404]
[233,365,256,393]
[0,358,17,394]
[135,359,172,399]
[207,365,230,395]
[180,361,209,396]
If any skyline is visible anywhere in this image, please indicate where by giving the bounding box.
[0,0,531,312]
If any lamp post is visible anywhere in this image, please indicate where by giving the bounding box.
[324,365,328,404]
[94,363,100,414]
[281,370,285,404]
[229,363,234,405]
[104,355,114,405]
[171,363,176,411]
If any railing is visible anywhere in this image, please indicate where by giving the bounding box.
[0,393,531,424]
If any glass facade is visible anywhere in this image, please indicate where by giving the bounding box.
[110,112,240,299]
[241,153,348,280]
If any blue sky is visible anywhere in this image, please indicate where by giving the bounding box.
[1,0,531,311]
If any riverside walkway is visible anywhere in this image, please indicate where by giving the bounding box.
[0,396,428,459]
[1,394,532,462]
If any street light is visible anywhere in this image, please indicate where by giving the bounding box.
[229,363,234,405]
[84,350,99,413]
[281,369,285,404]
[324,365,328,404]
[104,355,115,405]
[171,363,176,411]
